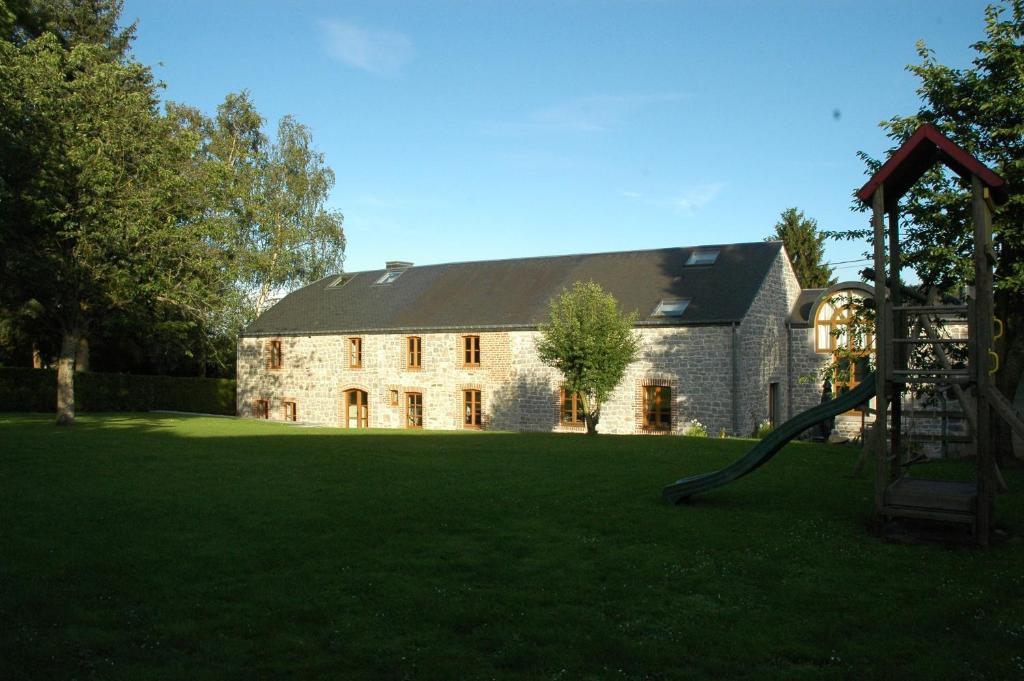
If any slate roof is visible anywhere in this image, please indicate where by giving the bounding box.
[242,241,785,337]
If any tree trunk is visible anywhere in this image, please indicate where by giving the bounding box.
[75,337,89,372]
[56,328,80,426]
[584,413,599,435]
[32,343,42,369]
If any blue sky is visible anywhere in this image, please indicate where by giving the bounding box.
[124,0,994,280]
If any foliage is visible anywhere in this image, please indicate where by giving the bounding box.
[2,414,1023,679]
[536,281,639,434]
[0,367,236,414]
[683,418,709,437]
[754,419,774,439]
[767,207,835,288]
[168,92,346,323]
[0,3,345,389]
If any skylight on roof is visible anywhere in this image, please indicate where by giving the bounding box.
[375,271,403,285]
[686,250,720,266]
[653,299,690,317]
[328,274,354,288]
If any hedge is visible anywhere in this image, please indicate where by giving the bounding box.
[0,368,236,415]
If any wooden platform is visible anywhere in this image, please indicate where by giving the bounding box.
[881,477,977,525]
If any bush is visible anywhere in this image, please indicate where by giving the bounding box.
[755,419,774,439]
[0,368,236,415]
[683,419,709,437]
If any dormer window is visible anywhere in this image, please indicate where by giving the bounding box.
[686,250,719,266]
[375,271,403,285]
[653,299,690,317]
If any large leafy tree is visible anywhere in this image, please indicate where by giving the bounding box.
[536,281,640,435]
[0,34,200,423]
[168,91,346,325]
[843,0,1024,457]
[768,208,835,289]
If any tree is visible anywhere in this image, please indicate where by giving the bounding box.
[168,91,346,324]
[840,0,1024,458]
[0,34,200,423]
[768,208,835,289]
[536,281,640,435]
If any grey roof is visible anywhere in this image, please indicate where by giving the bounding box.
[789,288,825,326]
[243,241,785,337]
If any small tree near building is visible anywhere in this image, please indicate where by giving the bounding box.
[536,281,640,435]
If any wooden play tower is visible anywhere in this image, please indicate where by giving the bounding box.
[855,124,1021,545]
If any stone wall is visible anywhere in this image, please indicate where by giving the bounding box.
[238,324,736,436]
[734,248,805,437]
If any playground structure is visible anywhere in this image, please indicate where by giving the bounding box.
[665,124,1024,545]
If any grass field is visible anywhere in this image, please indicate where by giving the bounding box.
[2,413,1023,680]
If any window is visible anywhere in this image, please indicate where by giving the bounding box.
[560,388,584,426]
[406,392,423,428]
[375,270,402,285]
[768,383,779,428]
[463,335,480,367]
[389,389,399,406]
[463,389,482,428]
[283,401,297,422]
[268,340,282,370]
[686,249,719,266]
[814,294,873,393]
[643,385,671,430]
[255,399,270,419]
[407,336,422,369]
[348,337,363,368]
[653,299,690,317]
[343,389,368,428]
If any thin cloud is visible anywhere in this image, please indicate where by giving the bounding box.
[674,183,725,213]
[530,94,685,132]
[320,20,414,76]
[622,183,726,214]
[482,93,686,135]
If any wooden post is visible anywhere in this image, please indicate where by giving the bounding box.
[972,175,994,546]
[872,187,890,513]
[888,207,903,474]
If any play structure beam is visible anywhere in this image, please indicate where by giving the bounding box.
[872,186,890,513]
[972,174,994,545]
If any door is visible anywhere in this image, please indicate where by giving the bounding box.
[344,389,368,428]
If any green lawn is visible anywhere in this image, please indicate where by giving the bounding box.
[1,413,1022,680]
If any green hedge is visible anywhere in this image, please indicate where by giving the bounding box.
[0,368,236,415]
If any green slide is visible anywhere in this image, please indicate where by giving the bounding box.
[663,373,877,504]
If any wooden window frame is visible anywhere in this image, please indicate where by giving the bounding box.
[407,336,422,369]
[255,398,270,420]
[462,335,480,367]
[642,385,671,431]
[283,400,297,422]
[560,388,585,427]
[348,337,363,369]
[343,389,368,429]
[406,392,423,429]
[268,340,283,370]
[463,389,482,429]
[389,389,399,406]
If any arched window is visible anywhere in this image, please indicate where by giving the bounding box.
[343,389,368,428]
[814,291,873,391]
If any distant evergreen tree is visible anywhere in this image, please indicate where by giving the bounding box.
[768,208,835,289]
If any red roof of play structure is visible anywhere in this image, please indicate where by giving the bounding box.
[856,124,1008,209]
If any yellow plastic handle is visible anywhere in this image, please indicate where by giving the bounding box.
[993,317,1004,341]
[988,349,1000,376]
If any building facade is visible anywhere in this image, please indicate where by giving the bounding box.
[238,241,860,436]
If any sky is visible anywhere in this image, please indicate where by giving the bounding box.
[123,0,996,281]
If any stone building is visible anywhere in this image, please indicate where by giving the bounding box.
[237,240,868,436]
